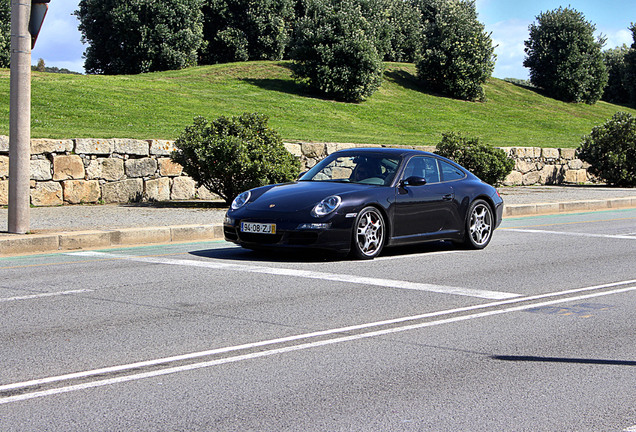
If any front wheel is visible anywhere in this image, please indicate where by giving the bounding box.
[350,207,385,260]
[463,199,493,249]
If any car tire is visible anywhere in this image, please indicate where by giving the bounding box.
[350,206,386,260]
[463,199,493,249]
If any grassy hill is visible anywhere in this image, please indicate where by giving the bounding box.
[1,61,634,148]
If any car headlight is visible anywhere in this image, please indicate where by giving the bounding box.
[312,195,341,217]
[231,191,251,210]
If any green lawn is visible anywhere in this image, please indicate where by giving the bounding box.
[0,61,634,148]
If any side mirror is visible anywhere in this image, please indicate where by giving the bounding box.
[401,176,427,187]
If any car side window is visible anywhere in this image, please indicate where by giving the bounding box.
[403,156,440,184]
[439,160,466,182]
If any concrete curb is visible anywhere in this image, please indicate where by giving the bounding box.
[1,198,636,256]
[503,197,636,217]
[0,225,223,256]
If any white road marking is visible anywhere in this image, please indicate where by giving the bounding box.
[67,251,519,300]
[373,250,461,261]
[2,279,635,405]
[505,228,636,240]
[0,289,92,303]
[623,426,636,432]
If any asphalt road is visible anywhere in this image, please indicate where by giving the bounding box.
[1,208,635,431]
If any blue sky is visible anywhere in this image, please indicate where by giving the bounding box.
[31,0,636,79]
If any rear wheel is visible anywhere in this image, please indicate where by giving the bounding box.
[464,199,493,249]
[350,207,385,260]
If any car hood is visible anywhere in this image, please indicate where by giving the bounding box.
[245,181,369,213]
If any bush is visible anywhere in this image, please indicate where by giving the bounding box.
[578,112,636,187]
[289,0,383,102]
[172,113,300,204]
[434,132,514,185]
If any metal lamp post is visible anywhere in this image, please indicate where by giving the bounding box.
[8,0,49,234]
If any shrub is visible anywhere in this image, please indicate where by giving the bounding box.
[172,113,300,204]
[578,112,636,187]
[434,132,514,185]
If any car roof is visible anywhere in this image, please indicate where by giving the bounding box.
[331,147,434,158]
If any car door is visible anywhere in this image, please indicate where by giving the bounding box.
[392,156,456,239]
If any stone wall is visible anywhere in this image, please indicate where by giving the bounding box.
[283,141,595,186]
[0,136,595,207]
[0,136,217,206]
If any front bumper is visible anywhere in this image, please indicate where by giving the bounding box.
[224,212,354,253]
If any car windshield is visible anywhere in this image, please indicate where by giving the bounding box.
[300,154,400,186]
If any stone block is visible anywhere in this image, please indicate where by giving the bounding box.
[196,185,220,200]
[0,135,8,153]
[568,159,584,170]
[149,140,176,156]
[560,148,576,160]
[564,169,587,184]
[145,177,171,201]
[31,181,63,206]
[502,171,523,186]
[63,180,101,204]
[541,148,559,160]
[302,143,327,158]
[31,139,74,155]
[101,179,143,203]
[515,160,536,174]
[125,158,157,178]
[30,159,52,181]
[0,180,7,205]
[284,143,303,157]
[113,139,149,156]
[0,155,8,177]
[158,158,183,177]
[171,176,196,200]
[100,158,125,181]
[522,171,541,185]
[539,165,560,185]
[75,138,113,155]
[53,155,85,180]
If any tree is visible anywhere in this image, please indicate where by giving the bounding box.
[602,45,630,104]
[624,23,636,106]
[367,0,422,63]
[0,0,10,68]
[199,0,295,64]
[523,7,608,104]
[414,0,495,102]
[290,0,383,102]
[75,0,204,74]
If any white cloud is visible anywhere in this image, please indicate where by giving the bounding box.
[488,19,530,79]
[30,0,85,72]
[602,28,633,49]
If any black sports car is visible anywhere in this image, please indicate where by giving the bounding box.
[224,148,504,259]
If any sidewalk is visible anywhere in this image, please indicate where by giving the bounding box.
[1,186,635,256]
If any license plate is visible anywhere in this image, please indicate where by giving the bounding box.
[241,222,276,234]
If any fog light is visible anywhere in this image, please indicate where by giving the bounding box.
[224,216,235,225]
